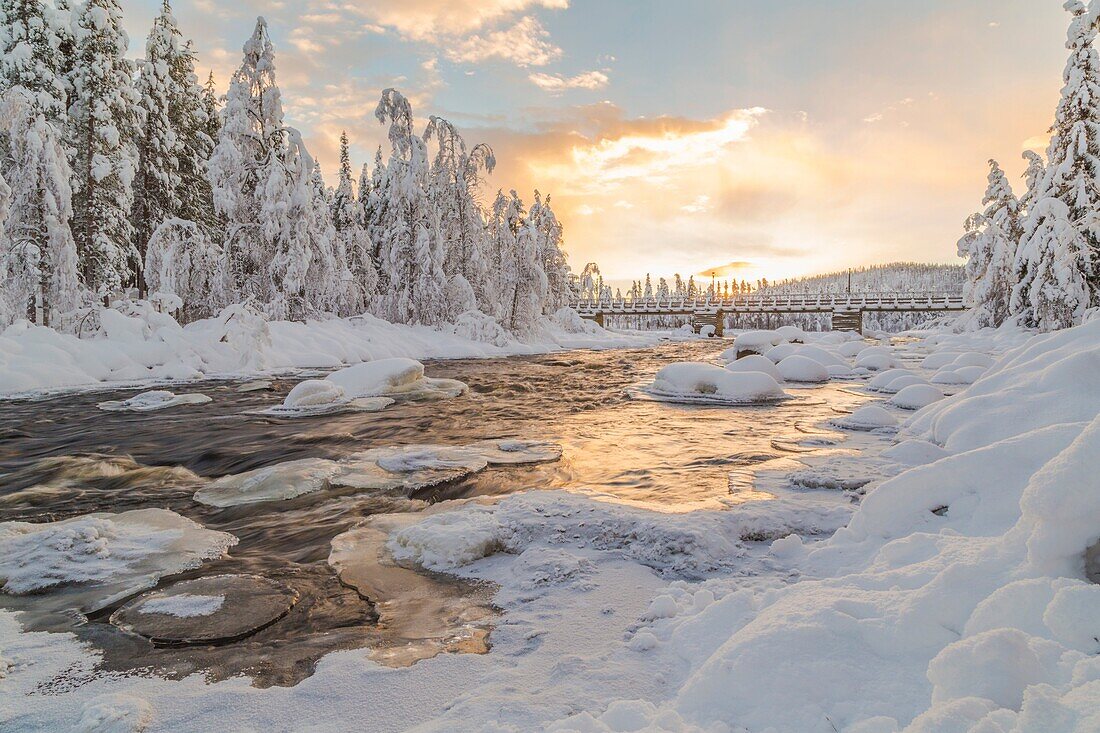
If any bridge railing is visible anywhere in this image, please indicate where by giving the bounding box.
[570,292,965,312]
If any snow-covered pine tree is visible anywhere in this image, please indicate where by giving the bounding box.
[333,131,377,315]
[1013,197,1092,330]
[958,160,1022,328]
[373,89,448,325]
[1014,0,1100,325]
[0,88,80,326]
[201,71,219,143]
[423,115,495,318]
[132,4,180,292]
[206,14,312,314]
[0,0,69,123]
[68,0,141,298]
[301,157,342,316]
[1019,150,1046,211]
[509,192,548,333]
[172,40,217,232]
[529,192,571,311]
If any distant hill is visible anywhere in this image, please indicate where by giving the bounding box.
[758,262,964,296]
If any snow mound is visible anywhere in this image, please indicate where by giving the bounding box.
[97,390,211,412]
[883,440,951,466]
[388,490,853,579]
[551,323,1100,733]
[640,363,788,405]
[855,352,900,371]
[776,355,829,383]
[879,374,929,395]
[732,330,782,356]
[832,404,899,430]
[723,354,783,382]
[889,384,945,410]
[0,509,236,611]
[869,368,915,391]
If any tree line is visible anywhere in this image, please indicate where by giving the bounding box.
[959,0,1100,332]
[0,1,573,335]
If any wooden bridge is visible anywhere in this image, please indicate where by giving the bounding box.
[570,292,967,336]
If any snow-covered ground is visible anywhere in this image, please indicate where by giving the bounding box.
[0,305,682,398]
[2,320,1098,732]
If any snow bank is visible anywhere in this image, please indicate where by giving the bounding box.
[0,305,662,398]
[640,363,788,405]
[528,320,1100,732]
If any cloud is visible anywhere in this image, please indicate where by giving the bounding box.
[348,0,569,42]
[698,262,754,278]
[529,70,609,92]
[446,16,561,67]
[681,195,711,214]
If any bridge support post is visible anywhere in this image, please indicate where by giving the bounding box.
[831,309,863,335]
[714,309,724,337]
[593,312,605,329]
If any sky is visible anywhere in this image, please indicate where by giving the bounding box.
[123,0,1070,284]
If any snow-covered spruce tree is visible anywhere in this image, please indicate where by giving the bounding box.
[1019,150,1047,211]
[301,157,342,316]
[529,192,572,311]
[201,71,220,144]
[68,0,141,298]
[423,115,495,318]
[132,4,180,292]
[172,41,217,233]
[509,192,548,333]
[957,160,1022,328]
[333,131,377,315]
[0,88,80,327]
[487,189,522,323]
[1014,0,1100,326]
[0,0,69,123]
[373,88,448,325]
[1013,197,1092,330]
[209,17,307,314]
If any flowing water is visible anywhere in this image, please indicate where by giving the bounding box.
[0,340,873,687]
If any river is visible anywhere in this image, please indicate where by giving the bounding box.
[0,340,877,687]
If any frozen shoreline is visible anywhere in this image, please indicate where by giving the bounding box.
[0,306,690,400]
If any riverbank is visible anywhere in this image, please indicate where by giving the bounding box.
[0,305,689,399]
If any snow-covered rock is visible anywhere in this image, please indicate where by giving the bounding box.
[889,384,945,410]
[641,362,788,405]
[723,354,783,382]
[833,404,899,430]
[97,390,211,412]
[776,355,829,383]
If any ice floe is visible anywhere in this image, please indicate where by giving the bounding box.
[97,390,212,412]
[0,509,236,612]
[194,440,565,508]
